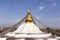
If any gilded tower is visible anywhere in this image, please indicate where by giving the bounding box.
[25,9,32,23]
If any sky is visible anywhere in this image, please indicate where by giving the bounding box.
[0,0,60,29]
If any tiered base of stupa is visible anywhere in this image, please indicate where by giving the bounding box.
[1,32,52,40]
[1,36,60,40]
[5,32,51,38]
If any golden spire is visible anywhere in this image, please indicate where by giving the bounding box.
[25,9,32,23]
[27,9,30,15]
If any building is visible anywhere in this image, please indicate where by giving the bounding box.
[0,9,59,40]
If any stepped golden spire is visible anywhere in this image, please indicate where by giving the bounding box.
[25,9,32,23]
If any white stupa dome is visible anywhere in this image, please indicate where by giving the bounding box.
[14,23,43,33]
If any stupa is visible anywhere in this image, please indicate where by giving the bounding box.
[4,9,51,40]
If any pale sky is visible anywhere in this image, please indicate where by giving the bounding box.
[0,0,60,29]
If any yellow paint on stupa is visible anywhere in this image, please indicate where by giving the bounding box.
[25,9,32,23]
